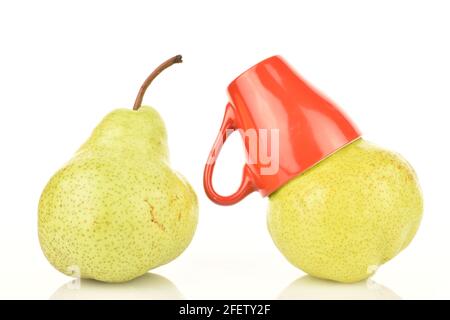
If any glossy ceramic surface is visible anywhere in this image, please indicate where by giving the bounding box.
[204,55,361,205]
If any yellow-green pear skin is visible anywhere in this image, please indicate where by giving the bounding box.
[38,106,198,283]
[267,138,423,283]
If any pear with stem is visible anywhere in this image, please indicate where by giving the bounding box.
[39,55,198,283]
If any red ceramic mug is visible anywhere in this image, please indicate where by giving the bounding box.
[204,55,361,205]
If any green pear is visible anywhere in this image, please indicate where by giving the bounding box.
[38,55,198,283]
[268,138,423,283]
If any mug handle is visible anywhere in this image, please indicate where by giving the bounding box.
[203,103,256,205]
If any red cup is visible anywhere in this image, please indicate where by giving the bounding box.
[204,55,361,205]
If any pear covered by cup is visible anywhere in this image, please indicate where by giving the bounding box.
[39,56,198,283]
[204,56,423,283]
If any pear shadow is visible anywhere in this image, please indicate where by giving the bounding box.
[50,273,184,300]
[278,275,401,300]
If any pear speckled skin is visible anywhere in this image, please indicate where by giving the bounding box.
[39,106,198,283]
[268,138,423,283]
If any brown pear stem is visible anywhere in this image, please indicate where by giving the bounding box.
[133,54,183,110]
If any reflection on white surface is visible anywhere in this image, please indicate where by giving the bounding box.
[50,273,183,300]
[278,275,401,300]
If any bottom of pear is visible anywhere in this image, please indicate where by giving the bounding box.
[38,153,199,283]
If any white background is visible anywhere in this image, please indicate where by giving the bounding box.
[0,0,449,299]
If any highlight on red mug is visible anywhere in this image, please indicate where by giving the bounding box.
[204,55,361,206]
